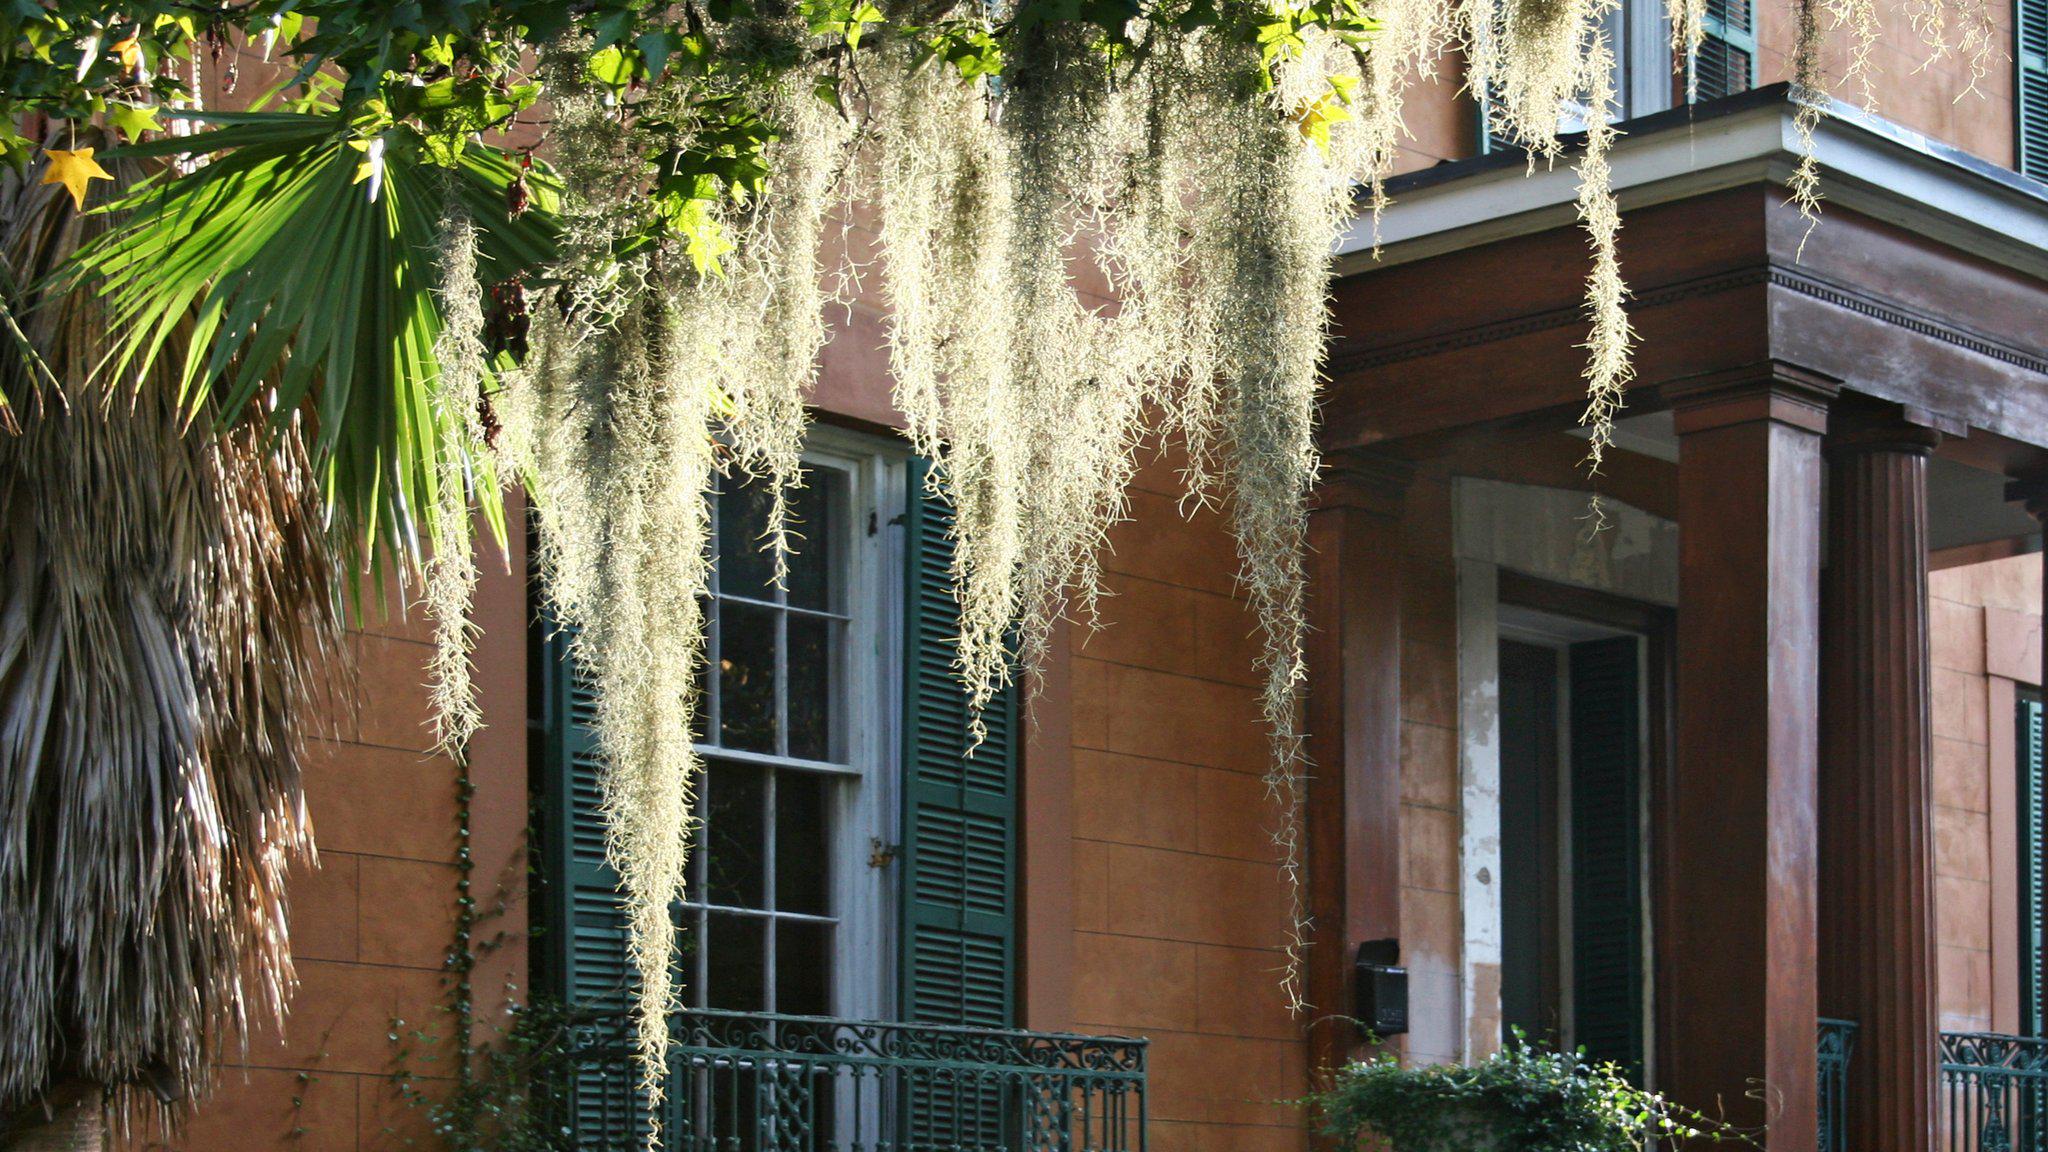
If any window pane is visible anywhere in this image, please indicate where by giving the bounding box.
[785,473,840,612]
[703,762,766,908]
[776,771,831,915]
[787,615,835,762]
[777,919,833,1016]
[717,477,779,597]
[704,912,766,1011]
[718,601,778,753]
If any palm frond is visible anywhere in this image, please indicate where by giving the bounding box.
[64,111,560,570]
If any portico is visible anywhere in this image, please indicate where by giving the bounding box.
[1303,84,2048,1152]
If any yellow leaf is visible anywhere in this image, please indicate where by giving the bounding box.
[109,34,143,76]
[41,147,113,210]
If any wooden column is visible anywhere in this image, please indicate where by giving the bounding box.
[1303,449,1410,1082]
[1663,365,1834,1151]
[1819,401,1943,1152]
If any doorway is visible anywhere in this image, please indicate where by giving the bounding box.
[1497,609,1651,1079]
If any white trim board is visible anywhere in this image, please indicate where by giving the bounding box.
[1336,92,2048,281]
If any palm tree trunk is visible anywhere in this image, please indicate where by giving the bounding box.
[0,1081,104,1152]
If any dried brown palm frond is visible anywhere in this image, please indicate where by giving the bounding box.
[0,130,347,1135]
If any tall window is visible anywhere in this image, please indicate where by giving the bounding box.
[538,438,907,1024]
[539,445,1026,1147]
[686,470,850,1017]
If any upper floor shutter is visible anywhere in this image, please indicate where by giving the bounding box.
[1569,636,1646,1076]
[2023,691,2045,1035]
[898,458,1020,1030]
[1696,0,1758,101]
[2022,0,2048,179]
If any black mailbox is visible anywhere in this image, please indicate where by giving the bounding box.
[1353,938,1408,1038]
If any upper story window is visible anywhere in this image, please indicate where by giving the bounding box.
[1480,0,1757,153]
[537,437,1026,1059]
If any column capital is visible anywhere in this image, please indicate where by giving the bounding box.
[1664,361,1842,437]
[1825,397,1952,460]
[1313,448,1414,516]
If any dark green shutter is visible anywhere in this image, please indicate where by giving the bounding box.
[2022,692,2045,1035]
[2022,0,2048,179]
[899,458,1020,1030]
[1569,636,1646,1075]
[1696,0,1757,101]
[539,621,646,1148]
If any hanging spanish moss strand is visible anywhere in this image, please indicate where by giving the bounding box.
[872,37,1032,729]
[1212,49,1348,1014]
[426,202,490,752]
[503,60,714,1135]
[715,77,857,582]
[1574,33,1635,472]
[1790,0,1828,241]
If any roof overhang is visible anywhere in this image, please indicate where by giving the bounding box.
[1334,84,2048,282]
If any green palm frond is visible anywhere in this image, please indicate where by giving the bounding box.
[64,111,560,569]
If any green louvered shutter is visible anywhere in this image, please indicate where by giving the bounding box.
[539,622,646,1148]
[1696,0,1758,100]
[899,459,1020,1031]
[2022,692,2046,1035]
[1569,636,1646,1076]
[2022,0,2048,179]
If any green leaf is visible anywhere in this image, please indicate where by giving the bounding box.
[61,111,558,576]
[106,101,162,141]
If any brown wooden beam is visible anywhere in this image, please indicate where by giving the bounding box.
[1663,363,1834,1151]
[1819,399,1943,1152]
[1303,449,1410,1084]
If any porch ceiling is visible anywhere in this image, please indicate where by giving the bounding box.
[1322,84,2048,469]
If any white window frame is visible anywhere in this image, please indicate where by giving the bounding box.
[684,426,909,1023]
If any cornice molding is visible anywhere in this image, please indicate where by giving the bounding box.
[1325,263,2048,382]
[1335,89,2048,280]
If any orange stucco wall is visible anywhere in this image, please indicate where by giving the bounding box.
[143,552,532,1152]
[1060,446,1308,1152]
[1930,552,2044,1035]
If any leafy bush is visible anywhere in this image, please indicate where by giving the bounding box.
[1311,1040,1742,1152]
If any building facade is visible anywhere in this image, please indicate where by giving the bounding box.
[147,1,2048,1148]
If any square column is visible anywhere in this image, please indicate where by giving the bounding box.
[1303,450,1410,1079]
[1663,365,1835,1151]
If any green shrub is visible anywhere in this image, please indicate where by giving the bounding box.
[1311,1039,1743,1152]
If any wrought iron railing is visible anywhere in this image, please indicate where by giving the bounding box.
[1819,1018,1858,1152]
[567,1009,1148,1151]
[1942,1032,2048,1152]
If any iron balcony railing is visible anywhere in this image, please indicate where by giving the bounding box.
[567,1009,1148,1151]
[1818,1026,2048,1152]
[1942,1032,2048,1152]
[1819,1018,1859,1152]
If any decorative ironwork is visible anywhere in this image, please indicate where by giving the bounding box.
[1943,1032,2048,1152]
[1818,1018,1857,1152]
[567,1009,1148,1151]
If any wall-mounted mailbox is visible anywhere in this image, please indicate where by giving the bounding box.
[1353,938,1408,1038]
